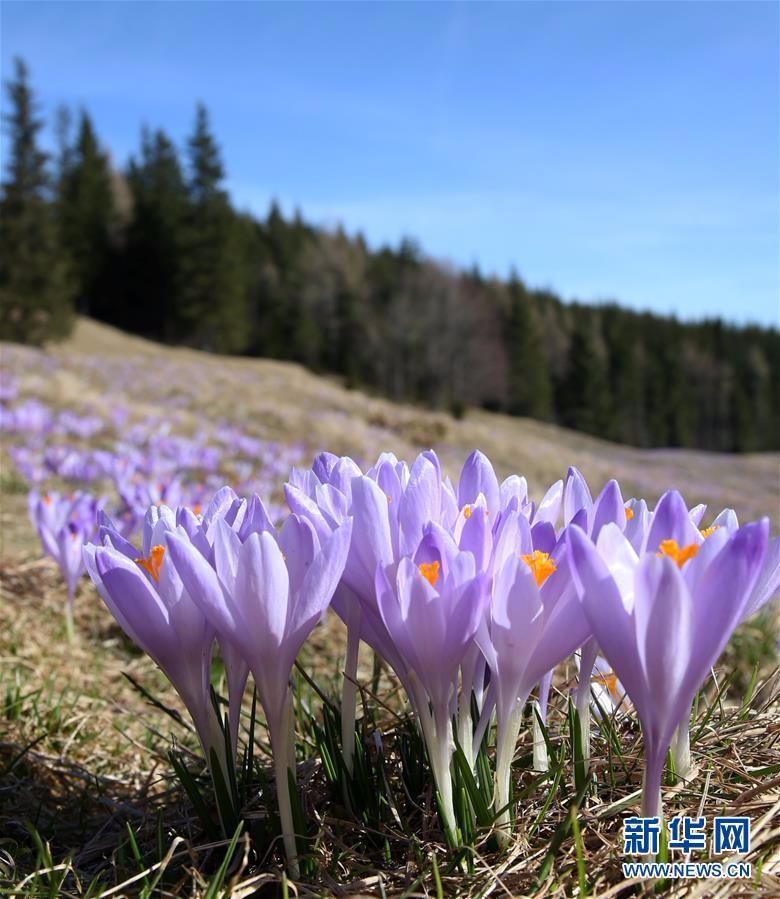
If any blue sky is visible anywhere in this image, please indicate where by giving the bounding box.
[2,1,778,326]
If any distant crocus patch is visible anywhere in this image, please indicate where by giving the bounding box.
[29,489,104,638]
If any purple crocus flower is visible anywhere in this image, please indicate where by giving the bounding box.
[83,506,229,796]
[474,510,590,841]
[2,398,52,435]
[29,489,101,638]
[374,524,487,844]
[567,514,768,825]
[653,499,780,776]
[522,467,630,771]
[286,448,516,776]
[167,512,352,875]
[562,469,630,766]
[286,452,423,772]
[0,372,19,404]
[701,507,780,622]
[9,445,46,484]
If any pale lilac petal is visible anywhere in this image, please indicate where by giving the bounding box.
[688,503,707,527]
[458,450,500,515]
[563,467,593,526]
[283,484,332,542]
[493,510,532,573]
[744,534,780,619]
[348,475,393,594]
[312,451,340,484]
[531,520,557,554]
[459,503,492,569]
[712,508,739,534]
[236,531,290,650]
[567,525,647,712]
[279,514,319,596]
[644,490,699,554]
[202,486,239,529]
[237,494,275,540]
[167,531,240,640]
[398,455,441,555]
[212,518,242,595]
[95,547,173,661]
[534,479,563,526]
[633,555,692,734]
[289,519,352,646]
[591,479,626,540]
[500,475,528,511]
[689,519,768,675]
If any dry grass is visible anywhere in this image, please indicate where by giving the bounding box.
[1,319,779,895]
[1,561,778,896]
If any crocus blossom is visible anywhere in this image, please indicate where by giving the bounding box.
[30,489,102,638]
[529,467,631,770]
[374,524,487,844]
[83,505,229,797]
[658,501,780,775]
[567,513,769,824]
[474,510,590,841]
[167,513,353,875]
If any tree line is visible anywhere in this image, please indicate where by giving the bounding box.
[2,58,778,452]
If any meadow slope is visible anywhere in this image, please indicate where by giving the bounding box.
[3,316,778,561]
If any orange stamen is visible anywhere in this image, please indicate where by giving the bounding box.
[135,544,165,582]
[192,503,202,516]
[462,505,472,519]
[521,550,557,587]
[593,670,621,701]
[418,560,440,587]
[625,505,634,520]
[700,525,719,538]
[43,493,52,505]
[657,539,699,567]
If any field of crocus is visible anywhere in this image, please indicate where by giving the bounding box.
[1,318,779,897]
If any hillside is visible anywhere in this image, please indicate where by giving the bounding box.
[2,317,777,565]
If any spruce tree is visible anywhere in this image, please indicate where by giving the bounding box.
[57,110,115,317]
[506,273,553,419]
[602,306,647,445]
[178,103,249,353]
[0,58,73,344]
[125,127,188,337]
[558,312,611,436]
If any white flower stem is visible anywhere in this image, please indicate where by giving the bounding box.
[409,671,457,845]
[458,648,479,773]
[271,691,300,879]
[575,639,598,770]
[576,695,592,769]
[532,701,548,773]
[641,751,665,818]
[458,703,474,774]
[64,594,75,643]
[198,701,232,837]
[494,699,524,846]
[671,713,692,779]
[471,681,496,760]
[341,611,361,777]
[434,705,457,846]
